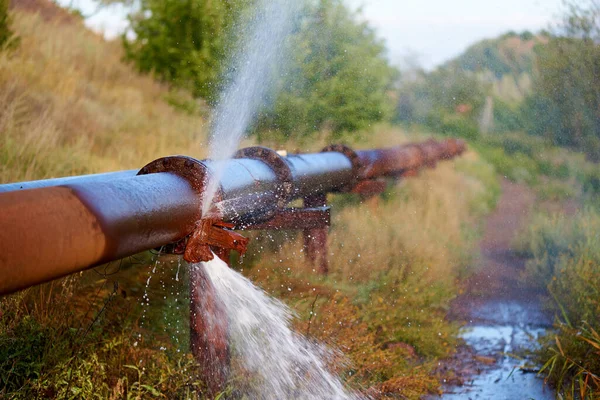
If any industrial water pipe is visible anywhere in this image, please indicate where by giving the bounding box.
[0,138,465,394]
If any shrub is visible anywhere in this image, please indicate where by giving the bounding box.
[255,0,397,139]
[123,0,233,101]
[520,210,600,397]
[439,114,480,140]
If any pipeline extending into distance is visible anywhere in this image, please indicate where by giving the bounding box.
[0,139,465,295]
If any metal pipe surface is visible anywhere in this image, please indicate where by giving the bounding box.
[0,172,200,294]
[0,139,466,295]
[0,170,138,193]
[285,152,355,197]
[208,159,280,221]
[356,139,466,179]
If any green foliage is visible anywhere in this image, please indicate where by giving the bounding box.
[123,0,234,101]
[437,114,480,140]
[0,315,48,393]
[445,31,543,79]
[395,30,543,137]
[492,98,526,133]
[0,272,208,398]
[122,0,394,139]
[395,67,487,139]
[519,209,600,397]
[0,0,9,48]
[524,0,600,159]
[473,132,600,197]
[538,323,600,399]
[255,0,397,139]
[536,180,577,201]
[454,156,501,215]
[0,0,18,50]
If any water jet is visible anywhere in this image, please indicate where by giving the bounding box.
[0,138,466,394]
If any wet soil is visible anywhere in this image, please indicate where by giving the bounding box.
[433,180,555,399]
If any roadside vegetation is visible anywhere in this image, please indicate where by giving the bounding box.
[517,210,600,399]
[239,129,499,398]
[0,2,498,399]
[0,8,209,184]
[393,0,600,396]
[0,0,17,49]
[1,0,599,398]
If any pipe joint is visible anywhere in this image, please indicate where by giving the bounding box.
[138,156,215,198]
[138,156,247,263]
[321,144,363,190]
[234,146,293,209]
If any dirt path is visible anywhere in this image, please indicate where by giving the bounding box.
[434,180,554,399]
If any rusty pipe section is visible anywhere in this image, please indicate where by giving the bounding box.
[0,138,465,295]
[325,138,466,180]
[0,172,202,294]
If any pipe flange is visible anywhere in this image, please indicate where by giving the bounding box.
[322,144,363,190]
[138,156,224,215]
[138,156,211,195]
[234,146,293,209]
[138,156,228,257]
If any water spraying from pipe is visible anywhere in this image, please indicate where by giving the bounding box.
[202,0,304,216]
[195,257,362,399]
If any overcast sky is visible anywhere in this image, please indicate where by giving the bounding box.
[64,0,566,70]
[346,0,564,69]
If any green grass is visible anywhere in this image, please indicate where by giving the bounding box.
[237,143,500,398]
[0,5,504,399]
[518,209,600,398]
[471,132,598,202]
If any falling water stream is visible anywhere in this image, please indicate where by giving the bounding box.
[195,257,361,400]
[185,0,363,395]
[201,0,303,215]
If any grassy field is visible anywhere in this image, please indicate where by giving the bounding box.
[0,6,504,400]
[0,10,211,183]
[471,133,600,204]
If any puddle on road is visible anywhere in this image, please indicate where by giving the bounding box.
[437,300,554,400]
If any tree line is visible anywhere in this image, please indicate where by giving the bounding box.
[395,0,600,160]
[122,0,397,141]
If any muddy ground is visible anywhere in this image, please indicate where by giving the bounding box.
[432,180,560,399]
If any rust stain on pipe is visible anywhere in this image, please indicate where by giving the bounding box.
[0,172,201,295]
[0,139,467,296]
[353,138,466,180]
[0,186,106,294]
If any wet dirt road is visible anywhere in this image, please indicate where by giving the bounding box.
[435,180,554,399]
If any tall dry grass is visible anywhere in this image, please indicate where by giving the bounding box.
[240,130,499,398]
[0,11,208,183]
[251,143,497,284]
[328,160,487,282]
[0,7,502,398]
[518,209,600,398]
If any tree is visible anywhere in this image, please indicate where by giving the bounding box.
[255,0,397,139]
[395,66,488,139]
[524,0,600,158]
[122,0,235,101]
